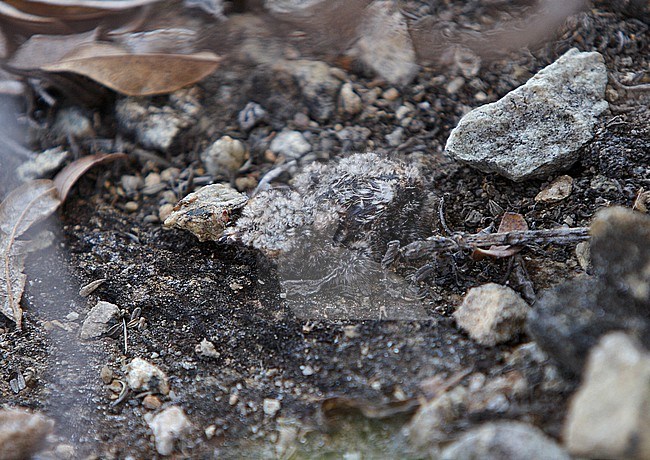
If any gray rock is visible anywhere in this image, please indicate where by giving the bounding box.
[353,1,418,85]
[269,129,311,159]
[0,408,54,460]
[116,89,200,151]
[386,127,404,147]
[528,207,650,376]
[454,283,529,346]
[16,147,69,182]
[164,184,249,242]
[441,421,570,460]
[445,48,608,181]
[184,0,223,17]
[126,357,169,395]
[80,301,119,340]
[200,136,248,178]
[273,59,341,121]
[564,332,650,459]
[145,406,192,456]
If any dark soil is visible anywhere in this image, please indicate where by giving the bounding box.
[1,0,649,458]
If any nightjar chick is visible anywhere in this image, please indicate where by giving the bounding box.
[166,152,435,319]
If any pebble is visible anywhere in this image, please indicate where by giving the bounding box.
[339,82,363,115]
[143,394,163,410]
[527,207,650,376]
[158,203,175,222]
[263,398,281,417]
[145,406,192,456]
[196,338,220,358]
[125,201,139,212]
[564,332,650,459]
[163,184,249,241]
[353,1,418,85]
[269,129,311,159]
[100,365,113,384]
[382,87,400,101]
[65,311,79,321]
[238,102,267,131]
[121,175,144,194]
[445,48,608,181]
[200,136,248,178]
[385,127,404,147]
[16,147,70,182]
[0,408,54,460]
[126,357,169,395]
[535,175,574,203]
[53,443,76,460]
[79,301,119,340]
[446,76,465,94]
[441,421,570,460]
[454,283,529,346]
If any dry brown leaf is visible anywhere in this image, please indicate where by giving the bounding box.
[3,0,162,21]
[41,42,221,96]
[7,29,98,70]
[54,152,127,201]
[0,180,61,328]
[0,1,67,34]
[472,212,529,260]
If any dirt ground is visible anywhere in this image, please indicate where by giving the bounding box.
[1,0,649,458]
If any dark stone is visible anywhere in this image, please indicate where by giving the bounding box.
[527,208,650,377]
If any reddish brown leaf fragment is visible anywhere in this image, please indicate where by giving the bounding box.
[472,212,529,260]
[54,153,127,201]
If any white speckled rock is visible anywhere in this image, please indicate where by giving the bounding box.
[145,406,192,456]
[454,283,529,346]
[126,357,169,395]
[564,332,650,459]
[445,48,608,181]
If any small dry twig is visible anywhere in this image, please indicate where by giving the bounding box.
[401,227,589,260]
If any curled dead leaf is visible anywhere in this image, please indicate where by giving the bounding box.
[7,29,98,70]
[0,1,66,34]
[40,42,221,96]
[472,212,529,260]
[0,180,60,328]
[54,152,127,201]
[0,153,126,328]
[3,0,162,21]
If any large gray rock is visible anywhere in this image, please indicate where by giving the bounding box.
[528,207,650,376]
[445,48,608,181]
[441,421,570,460]
[564,332,650,459]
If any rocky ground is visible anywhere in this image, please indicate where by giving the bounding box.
[0,0,649,458]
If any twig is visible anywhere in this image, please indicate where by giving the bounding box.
[401,227,589,259]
